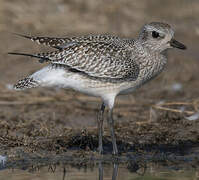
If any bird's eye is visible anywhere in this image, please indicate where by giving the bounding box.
[152,31,159,38]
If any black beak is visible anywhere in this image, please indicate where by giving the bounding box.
[170,39,186,50]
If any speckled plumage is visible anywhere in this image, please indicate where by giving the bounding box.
[10,22,186,154]
[14,77,39,90]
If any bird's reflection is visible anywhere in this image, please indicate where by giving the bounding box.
[98,161,118,180]
[99,161,103,180]
[60,162,119,180]
[45,158,147,180]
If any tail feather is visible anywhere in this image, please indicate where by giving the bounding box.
[13,33,66,49]
[8,52,50,63]
[13,33,34,41]
[14,77,39,90]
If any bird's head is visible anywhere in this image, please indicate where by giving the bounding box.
[138,22,186,53]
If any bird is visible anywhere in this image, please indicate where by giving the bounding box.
[9,22,186,155]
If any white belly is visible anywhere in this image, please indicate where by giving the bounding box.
[30,65,121,98]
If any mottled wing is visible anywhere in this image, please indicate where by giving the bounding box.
[38,41,139,81]
[14,34,67,49]
[15,34,122,49]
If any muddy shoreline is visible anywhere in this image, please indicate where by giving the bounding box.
[1,0,199,168]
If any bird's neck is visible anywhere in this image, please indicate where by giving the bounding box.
[134,40,168,67]
[133,41,168,82]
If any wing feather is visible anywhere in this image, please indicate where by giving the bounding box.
[39,41,139,81]
[9,38,139,82]
[14,33,122,49]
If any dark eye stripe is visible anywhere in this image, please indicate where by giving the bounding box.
[152,31,159,38]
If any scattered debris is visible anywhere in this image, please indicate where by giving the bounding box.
[170,83,183,92]
[185,112,199,121]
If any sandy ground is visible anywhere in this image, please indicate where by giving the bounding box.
[0,0,199,164]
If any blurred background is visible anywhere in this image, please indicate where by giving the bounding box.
[0,0,199,134]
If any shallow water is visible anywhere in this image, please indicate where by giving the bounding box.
[0,160,198,180]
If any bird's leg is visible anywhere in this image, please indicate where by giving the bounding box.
[97,102,105,154]
[98,161,103,180]
[107,108,118,155]
[112,163,119,180]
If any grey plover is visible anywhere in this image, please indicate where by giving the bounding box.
[9,22,186,155]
